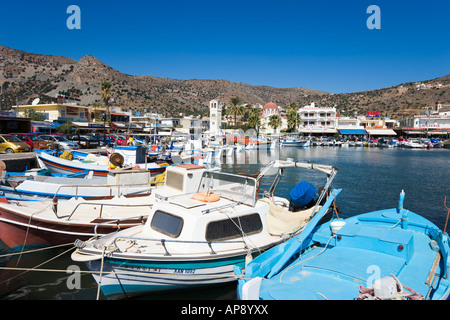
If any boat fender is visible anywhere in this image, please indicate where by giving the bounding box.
[192,192,220,203]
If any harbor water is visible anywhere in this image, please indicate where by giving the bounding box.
[0,146,449,300]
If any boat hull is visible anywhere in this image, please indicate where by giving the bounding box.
[84,253,247,299]
[36,150,165,177]
[237,208,450,300]
[281,141,309,147]
[0,206,146,250]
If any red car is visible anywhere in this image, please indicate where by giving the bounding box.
[8,133,50,150]
[100,134,125,146]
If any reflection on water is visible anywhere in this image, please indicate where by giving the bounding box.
[1,146,449,299]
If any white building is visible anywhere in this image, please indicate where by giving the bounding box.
[259,102,286,135]
[209,99,223,135]
[298,102,337,135]
[401,113,450,130]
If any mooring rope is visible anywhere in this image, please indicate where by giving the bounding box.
[12,203,52,267]
[0,245,75,287]
[96,246,106,300]
[0,242,73,259]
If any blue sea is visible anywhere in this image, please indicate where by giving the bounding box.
[1,146,449,300]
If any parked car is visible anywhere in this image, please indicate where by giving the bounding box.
[66,134,100,149]
[8,133,51,150]
[0,135,32,153]
[97,134,121,147]
[85,133,107,147]
[100,134,125,146]
[39,134,80,150]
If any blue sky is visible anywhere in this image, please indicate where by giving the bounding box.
[0,0,449,93]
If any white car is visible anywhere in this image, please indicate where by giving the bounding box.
[39,135,80,150]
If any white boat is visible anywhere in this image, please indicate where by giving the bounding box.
[355,140,364,147]
[0,164,206,250]
[36,147,166,177]
[403,139,425,148]
[72,160,339,299]
[0,168,160,201]
[244,138,272,150]
[280,139,301,147]
[281,139,310,147]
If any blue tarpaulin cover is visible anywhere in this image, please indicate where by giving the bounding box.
[289,181,316,207]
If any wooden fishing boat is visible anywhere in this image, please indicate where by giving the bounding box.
[236,190,450,300]
[35,147,166,177]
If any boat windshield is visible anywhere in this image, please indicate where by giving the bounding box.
[197,171,257,206]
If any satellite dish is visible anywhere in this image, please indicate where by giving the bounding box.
[109,153,124,167]
[32,98,40,105]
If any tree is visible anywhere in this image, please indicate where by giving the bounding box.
[247,108,262,137]
[24,108,46,121]
[268,114,281,133]
[286,102,301,132]
[227,97,244,126]
[100,81,112,125]
[56,120,73,134]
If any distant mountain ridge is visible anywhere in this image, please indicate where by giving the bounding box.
[0,45,448,118]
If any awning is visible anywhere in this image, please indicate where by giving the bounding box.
[31,121,53,128]
[366,129,397,136]
[338,129,366,135]
[111,122,143,130]
[72,122,108,128]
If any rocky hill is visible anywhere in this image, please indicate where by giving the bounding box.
[0,45,448,118]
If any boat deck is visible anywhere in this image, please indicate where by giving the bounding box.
[0,194,154,223]
[258,210,450,300]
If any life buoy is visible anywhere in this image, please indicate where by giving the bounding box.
[192,192,220,203]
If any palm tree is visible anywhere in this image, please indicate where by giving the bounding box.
[247,108,262,136]
[227,97,244,126]
[100,81,112,125]
[268,114,281,134]
[286,102,301,132]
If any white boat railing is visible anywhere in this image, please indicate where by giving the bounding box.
[111,236,247,256]
[53,200,152,220]
[90,215,148,237]
[51,182,154,201]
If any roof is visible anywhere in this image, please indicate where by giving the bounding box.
[263,102,278,109]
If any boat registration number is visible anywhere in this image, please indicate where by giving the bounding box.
[174,269,195,274]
